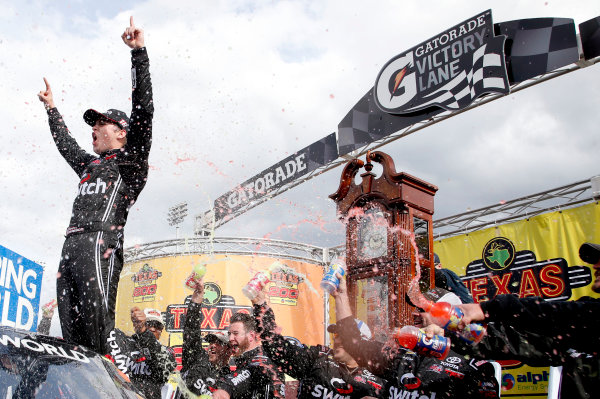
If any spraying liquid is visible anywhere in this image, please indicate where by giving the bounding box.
[399,227,434,311]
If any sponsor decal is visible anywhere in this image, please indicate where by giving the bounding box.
[440,360,459,370]
[131,264,163,303]
[230,369,251,386]
[399,373,421,390]
[77,176,107,196]
[0,334,89,363]
[462,237,591,302]
[445,356,462,364]
[444,368,465,379]
[374,10,509,114]
[354,375,366,383]
[330,377,353,394]
[389,386,436,399]
[501,374,515,391]
[0,245,43,331]
[429,364,443,373]
[106,330,150,376]
[268,269,301,306]
[311,384,351,399]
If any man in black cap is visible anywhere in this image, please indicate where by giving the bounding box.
[37,16,153,355]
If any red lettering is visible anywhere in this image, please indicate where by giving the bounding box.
[289,289,299,299]
[279,288,289,298]
[170,308,186,329]
[470,277,488,303]
[519,269,542,298]
[540,264,565,298]
[133,287,142,297]
[201,308,218,329]
[219,309,233,329]
[491,273,512,295]
[268,286,279,296]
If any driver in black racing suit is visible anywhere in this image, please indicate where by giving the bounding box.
[37,16,153,355]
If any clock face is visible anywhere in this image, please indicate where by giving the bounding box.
[357,208,389,260]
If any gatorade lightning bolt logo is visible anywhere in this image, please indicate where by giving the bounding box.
[390,67,408,101]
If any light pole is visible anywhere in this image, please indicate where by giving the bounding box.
[167,202,188,239]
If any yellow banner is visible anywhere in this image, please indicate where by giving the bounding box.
[115,254,325,369]
[435,202,600,398]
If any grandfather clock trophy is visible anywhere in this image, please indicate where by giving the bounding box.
[329,150,438,341]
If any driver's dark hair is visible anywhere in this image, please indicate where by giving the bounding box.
[230,312,257,333]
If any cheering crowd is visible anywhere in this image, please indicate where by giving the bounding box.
[35,17,599,399]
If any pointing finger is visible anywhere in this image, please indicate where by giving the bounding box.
[43,77,50,91]
[130,16,134,28]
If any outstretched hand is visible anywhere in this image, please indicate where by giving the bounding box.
[456,303,485,329]
[121,16,145,49]
[37,77,55,109]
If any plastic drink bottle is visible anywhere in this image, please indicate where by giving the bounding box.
[184,263,207,290]
[427,301,486,344]
[242,271,270,300]
[394,325,450,360]
[320,258,346,294]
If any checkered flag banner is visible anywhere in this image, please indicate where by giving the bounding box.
[374,10,510,114]
[416,38,509,110]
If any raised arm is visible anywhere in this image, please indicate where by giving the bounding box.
[38,77,94,175]
[119,16,153,190]
[182,281,210,373]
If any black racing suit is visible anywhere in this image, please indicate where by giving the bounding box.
[46,47,153,354]
[106,328,176,399]
[254,303,386,399]
[216,346,286,399]
[336,316,499,399]
[450,295,600,399]
[181,301,231,396]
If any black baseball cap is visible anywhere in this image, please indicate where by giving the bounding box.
[579,242,600,264]
[84,108,130,133]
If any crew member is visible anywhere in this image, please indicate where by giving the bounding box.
[212,312,286,399]
[333,273,499,399]
[181,280,234,396]
[106,307,176,399]
[253,290,386,399]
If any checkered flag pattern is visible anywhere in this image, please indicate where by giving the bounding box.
[495,17,579,83]
[417,39,509,110]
